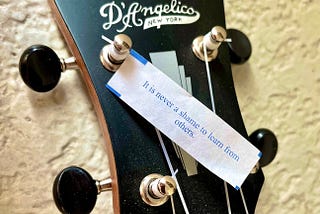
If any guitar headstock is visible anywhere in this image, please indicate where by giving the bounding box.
[18,0,278,213]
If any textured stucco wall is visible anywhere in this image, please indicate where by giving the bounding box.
[0,0,319,213]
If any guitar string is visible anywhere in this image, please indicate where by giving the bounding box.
[170,171,178,214]
[203,41,249,214]
[102,35,113,44]
[203,43,216,113]
[202,42,232,214]
[102,34,248,213]
[224,182,232,214]
[156,128,190,214]
[102,35,189,214]
[170,195,176,214]
[240,188,249,214]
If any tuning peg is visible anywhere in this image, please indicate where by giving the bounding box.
[100,34,132,72]
[19,45,78,92]
[140,173,177,206]
[226,29,252,64]
[53,166,111,214]
[249,128,278,167]
[192,26,227,62]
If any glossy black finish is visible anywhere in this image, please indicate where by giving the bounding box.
[53,166,98,214]
[19,45,61,92]
[227,29,252,64]
[250,129,278,167]
[52,0,265,213]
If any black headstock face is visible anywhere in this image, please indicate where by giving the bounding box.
[48,0,265,213]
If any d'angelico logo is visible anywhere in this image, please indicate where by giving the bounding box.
[100,0,200,32]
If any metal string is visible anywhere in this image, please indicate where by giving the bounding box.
[203,41,232,214]
[203,40,249,214]
[156,128,190,214]
[102,33,249,214]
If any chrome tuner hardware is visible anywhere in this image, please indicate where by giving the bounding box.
[140,173,177,206]
[53,166,112,214]
[100,34,132,72]
[192,26,227,62]
[19,45,78,92]
[60,56,78,71]
[250,162,260,174]
[96,177,112,193]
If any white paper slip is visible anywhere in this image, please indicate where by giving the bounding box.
[106,49,261,189]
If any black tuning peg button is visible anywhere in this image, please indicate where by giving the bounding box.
[19,45,77,92]
[19,45,62,92]
[249,128,278,167]
[227,29,252,64]
[53,166,112,214]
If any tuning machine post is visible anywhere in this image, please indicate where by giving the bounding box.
[192,26,227,62]
[140,174,177,206]
[53,166,112,214]
[19,45,78,92]
[100,34,132,72]
[192,26,253,65]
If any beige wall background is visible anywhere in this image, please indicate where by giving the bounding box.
[0,0,319,213]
